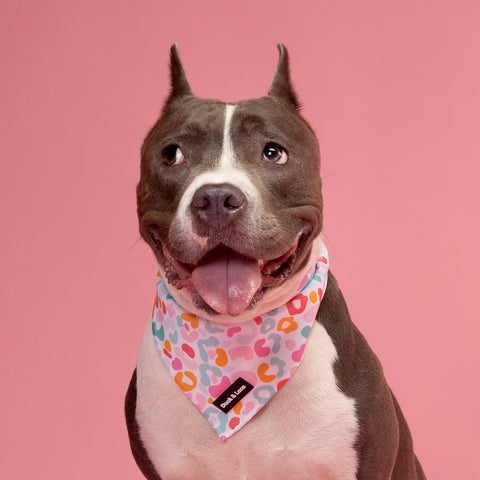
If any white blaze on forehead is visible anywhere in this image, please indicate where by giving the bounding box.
[220,104,236,169]
[174,103,262,239]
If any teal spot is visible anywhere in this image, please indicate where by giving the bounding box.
[169,330,178,345]
[301,325,311,338]
[152,323,164,341]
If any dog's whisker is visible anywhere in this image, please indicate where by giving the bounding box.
[124,236,143,256]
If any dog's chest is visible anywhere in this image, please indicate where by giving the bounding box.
[135,320,359,479]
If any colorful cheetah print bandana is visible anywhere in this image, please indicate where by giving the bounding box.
[152,243,329,440]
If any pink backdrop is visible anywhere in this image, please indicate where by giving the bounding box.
[2,0,479,478]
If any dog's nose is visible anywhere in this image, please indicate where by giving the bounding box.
[191,183,246,228]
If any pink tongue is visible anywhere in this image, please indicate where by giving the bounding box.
[191,247,262,315]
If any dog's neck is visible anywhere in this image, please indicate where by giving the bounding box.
[158,235,324,324]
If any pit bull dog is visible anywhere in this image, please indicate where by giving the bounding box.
[125,44,426,480]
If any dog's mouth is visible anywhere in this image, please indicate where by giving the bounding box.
[149,229,308,315]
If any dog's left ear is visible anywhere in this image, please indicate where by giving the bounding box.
[268,44,301,110]
[164,44,193,108]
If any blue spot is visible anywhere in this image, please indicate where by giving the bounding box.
[267,333,282,353]
[253,385,276,405]
[168,330,178,345]
[260,318,276,334]
[152,323,164,341]
[301,325,311,338]
[199,364,222,386]
[205,322,225,334]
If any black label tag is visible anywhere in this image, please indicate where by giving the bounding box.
[213,377,254,413]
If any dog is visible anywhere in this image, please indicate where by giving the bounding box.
[125,44,426,480]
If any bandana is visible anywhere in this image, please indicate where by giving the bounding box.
[151,243,329,441]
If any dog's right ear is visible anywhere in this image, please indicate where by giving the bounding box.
[164,44,193,108]
[268,44,301,110]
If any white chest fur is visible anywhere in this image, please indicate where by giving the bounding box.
[135,320,359,480]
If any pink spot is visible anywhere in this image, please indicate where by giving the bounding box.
[181,343,195,358]
[195,393,206,410]
[209,376,231,398]
[277,379,289,391]
[171,358,183,370]
[220,435,227,443]
[254,339,270,357]
[227,326,242,337]
[208,350,216,359]
[298,273,309,290]
[229,417,240,430]
[235,371,258,387]
[287,293,308,315]
[243,401,255,415]
[229,346,254,361]
[181,329,199,342]
[173,347,197,370]
[163,348,172,359]
[292,344,305,362]
[285,339,296,351]
[166,303,176,317]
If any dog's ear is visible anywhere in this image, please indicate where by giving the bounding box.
[268,44,301,110]
[165,44,193,107]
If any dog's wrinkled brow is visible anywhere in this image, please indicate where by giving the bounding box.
[239,115,266,134]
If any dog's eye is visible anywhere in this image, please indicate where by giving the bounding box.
[262,143,288,164]
[162,145,185,166]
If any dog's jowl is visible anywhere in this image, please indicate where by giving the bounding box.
[125,44,426,480]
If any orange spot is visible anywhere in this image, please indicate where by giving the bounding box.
[208,397,214,404]
[258,363,276,382]
[156,271,162,277]
[181,313,199,329]
[309,290,318,303]
[277,316,298,334]
[174,371,197,392]
[233,401,243,415]
[215,348,228,367]
[164,339,172,352]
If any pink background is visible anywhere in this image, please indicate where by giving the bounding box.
[2,0,479,478]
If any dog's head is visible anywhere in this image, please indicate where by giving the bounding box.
[137,45,323,323]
